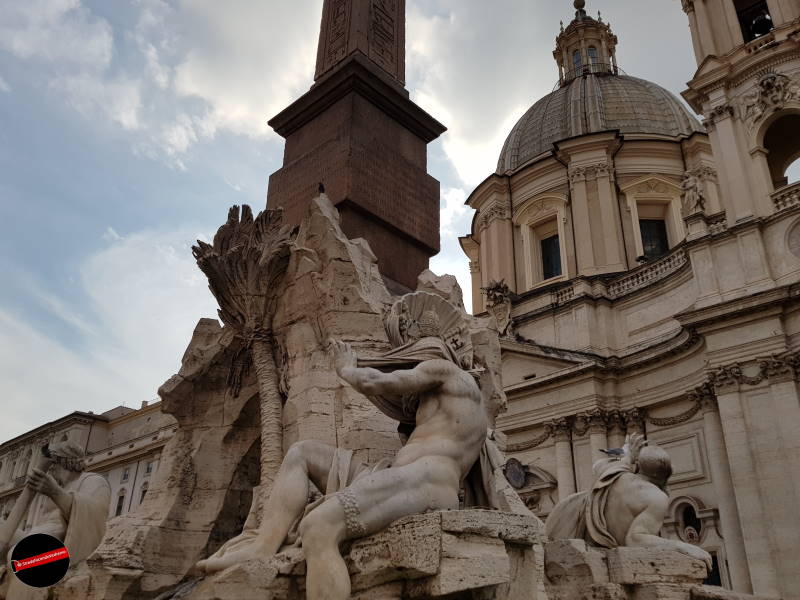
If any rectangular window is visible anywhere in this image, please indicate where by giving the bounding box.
[704,553,722,587]
[115,493,125,517]
[541,235,562,280]
[145,461,153,475]
[639,219,669,259]
[122,467,130,482]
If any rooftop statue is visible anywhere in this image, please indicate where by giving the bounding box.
[0,441,111,600]
[545,433,713,570]
[195,291,530,600]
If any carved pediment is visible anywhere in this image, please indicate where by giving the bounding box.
[691,55,729,81]
[620,174,682,196]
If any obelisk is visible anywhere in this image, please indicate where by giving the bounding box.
[267,0,446,291]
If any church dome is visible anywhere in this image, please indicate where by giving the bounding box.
[497,73,705,174]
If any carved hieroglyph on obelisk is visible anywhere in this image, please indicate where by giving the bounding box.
[314,0,405,84]
[267,0,446,291]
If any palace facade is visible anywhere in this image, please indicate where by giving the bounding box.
[0,401,176,525]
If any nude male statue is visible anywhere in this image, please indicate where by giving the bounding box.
[197,322,489,600]
[546,434,712,570]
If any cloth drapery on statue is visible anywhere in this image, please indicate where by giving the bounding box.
[357,336,462,424]
[545,461,633,547]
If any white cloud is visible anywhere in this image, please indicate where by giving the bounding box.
[405,1,697,188]
[440,187,469,236]
[0,227,218,441]
[0,76,10,93]
[102,226,121,242]
[55,74,143,131]
[171,0,322,140]
[406,1,556,187]
[0,0,112,70]
[0,309,122,441]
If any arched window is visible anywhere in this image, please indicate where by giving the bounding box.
[572,49,582,74]
[588,46,598,72]
[140,483,148,505]
[763,113,800,189]
[115,489,126,517]
[786,159,800,186]
[734,0,773,42]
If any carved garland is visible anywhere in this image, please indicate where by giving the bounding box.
[506,354,800,454]
[506,424,554,453]
[708,353,799,388]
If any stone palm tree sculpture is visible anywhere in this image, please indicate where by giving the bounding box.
[192,204,294,491]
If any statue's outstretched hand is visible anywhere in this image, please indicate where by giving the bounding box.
[623,433,648,467]
[331,339,357,376]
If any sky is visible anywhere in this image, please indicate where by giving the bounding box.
[0,0,707,441]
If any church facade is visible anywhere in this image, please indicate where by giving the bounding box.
[461,1,800,598]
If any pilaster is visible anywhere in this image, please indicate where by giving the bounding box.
[552,417,576,499]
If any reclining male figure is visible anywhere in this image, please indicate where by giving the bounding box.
[546,433,713,569]
[197,333,488,600]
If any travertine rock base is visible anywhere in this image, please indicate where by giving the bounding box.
[182,510,547,600]
[55,320,263,599]
[544,540,781,600]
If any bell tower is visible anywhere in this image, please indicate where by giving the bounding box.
[681,0,800,223]
[267,0,447,291]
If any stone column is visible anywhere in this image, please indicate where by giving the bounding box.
[587,409,609,458]
[623,407,645,436]
[682,2,705,66]
[705,108,757,221]
[692,0,718,56]
[595,164,625,271]
[552,418,576,500]
[478,198,515,292]
[697,389,753,594]
[721,0,745,47]
[763,360,800,595]
[568,167,595,274]
[710,373,780,597]
[606,410,626,448]
[469,260,482,314]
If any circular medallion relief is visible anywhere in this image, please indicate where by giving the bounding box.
[789,221,800,259]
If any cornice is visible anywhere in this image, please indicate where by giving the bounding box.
[87,440,168,472]
[465,173,508,211]
[677,284,799,330]
[0,412,109,452]
[503,328,703,395]
[269,53,446,143]
[707,351,800,392]
[685,31,800,103]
